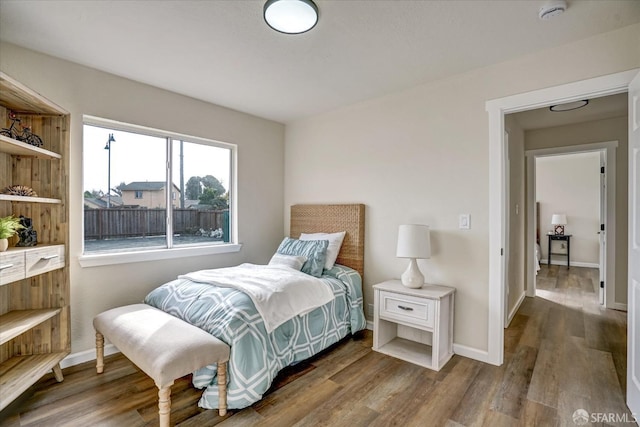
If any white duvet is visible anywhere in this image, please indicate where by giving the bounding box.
[179,263,334,333]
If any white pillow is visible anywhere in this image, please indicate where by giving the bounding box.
[268,253,307,271]
[299,231,346,270]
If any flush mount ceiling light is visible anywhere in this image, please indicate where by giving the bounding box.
[539,0,567,20]
[549,100,589,112]
[264,0,318,34]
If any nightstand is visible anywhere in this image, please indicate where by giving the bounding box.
[547,234,572,268]
[372,280,455,371]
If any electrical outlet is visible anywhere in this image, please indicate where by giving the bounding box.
[367,304,374,318]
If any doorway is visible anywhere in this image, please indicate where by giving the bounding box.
[485,69,637,366]
[486,69,640,417]
[524,143,617,306]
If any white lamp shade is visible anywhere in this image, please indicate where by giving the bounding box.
[396,225,431,259]
[551,214,567,225]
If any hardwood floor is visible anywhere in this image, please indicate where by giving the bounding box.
[0,265,631,426]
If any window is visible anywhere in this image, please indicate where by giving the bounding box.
[82,117,235,259]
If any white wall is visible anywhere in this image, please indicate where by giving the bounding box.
[0,42,286,354]
[536,153,600,265]
[284,24,640,353]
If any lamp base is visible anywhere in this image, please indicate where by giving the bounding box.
[401,258,424,289]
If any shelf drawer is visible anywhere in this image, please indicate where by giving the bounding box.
[379,290,434,328]
[25,245,65,278]
[0,251,25,286]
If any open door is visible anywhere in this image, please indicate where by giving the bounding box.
[599,152,606,305]
[627,70,640,417]
[503,131,510,327]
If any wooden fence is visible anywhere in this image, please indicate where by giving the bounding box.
[84,208,228,240]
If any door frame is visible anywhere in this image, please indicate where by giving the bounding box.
[485,68,638,366]
[524,142,617,309]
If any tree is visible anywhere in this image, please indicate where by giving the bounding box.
[198,188,228,209]
[111,182,126,197]
[186,176,202,199]
[84,189,103,198]
[186,175,227,202]
[201,175,225,196]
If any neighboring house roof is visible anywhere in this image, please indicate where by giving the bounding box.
[120,181,167,191]
[84,198,107,209]
[84,196,124,208]
[120,181,181,192]
[184,199,200,209]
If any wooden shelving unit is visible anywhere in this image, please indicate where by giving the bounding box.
[0,309,63,344]
[0,352,67,409]
[0,134,61,159]
[0,194,62,204]
[0,71,70,412]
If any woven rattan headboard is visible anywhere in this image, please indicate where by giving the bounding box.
[290,204,365,279]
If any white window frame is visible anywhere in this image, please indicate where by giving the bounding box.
[79,115,240,267]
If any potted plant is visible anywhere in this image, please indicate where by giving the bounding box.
[0,215,24,252]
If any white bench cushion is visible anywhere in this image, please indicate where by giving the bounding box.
[93,303,229,387]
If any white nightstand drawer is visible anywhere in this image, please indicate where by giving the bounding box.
[379,290,434,328]
[0,251,26,286]
[25,245,65,278]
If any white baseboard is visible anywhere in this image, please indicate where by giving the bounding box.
[611,302,628,312]
[541,259,599,268]
[453,343,492,364]
[506,291,526,328]
[60,344,120,369]
[366,320,373,331]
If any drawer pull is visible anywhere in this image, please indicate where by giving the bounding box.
[0,263,14,270]
[398,305,414,311]
[40,255,58,261]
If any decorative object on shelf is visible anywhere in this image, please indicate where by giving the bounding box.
[263,0,318,34]
[0,215,24,252]
[396,224,431,288]
[0,111,44,147]
[551,213,567,235]
[16,216,37,247]
[2,185,38,197]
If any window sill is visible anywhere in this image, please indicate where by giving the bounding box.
[78,243,242,268]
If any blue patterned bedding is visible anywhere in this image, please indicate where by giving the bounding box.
[144,264,366,409]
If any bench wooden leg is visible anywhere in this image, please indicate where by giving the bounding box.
[157,383,173,427]
[95,332,104,374]
[218,361,227,416]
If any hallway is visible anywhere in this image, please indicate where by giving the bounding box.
[511,264,631,425]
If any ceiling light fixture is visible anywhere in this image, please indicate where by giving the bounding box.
[549,100,589,112]
[264,0,318,34]
[539,0,567,20]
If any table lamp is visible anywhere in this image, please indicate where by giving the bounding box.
[551,213,567,235]
[396,224,431,288]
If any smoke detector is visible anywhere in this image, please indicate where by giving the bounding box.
[539,0,567,20]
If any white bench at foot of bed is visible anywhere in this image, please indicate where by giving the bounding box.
[93,303,230,427]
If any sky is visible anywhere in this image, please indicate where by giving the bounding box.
[83,124,231,196]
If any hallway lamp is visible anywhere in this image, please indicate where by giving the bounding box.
[551,213,567,235]
[396,224,431,288]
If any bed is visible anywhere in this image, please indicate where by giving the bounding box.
[143,204,366,410]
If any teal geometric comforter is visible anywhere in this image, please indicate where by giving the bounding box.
[143,264,366,409]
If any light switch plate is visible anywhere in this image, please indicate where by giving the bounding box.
[459,214,470,229]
